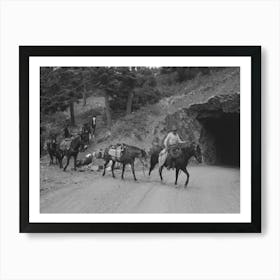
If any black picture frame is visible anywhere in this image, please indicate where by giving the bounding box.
[20,46,261,233]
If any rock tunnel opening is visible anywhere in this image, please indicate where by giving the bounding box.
[198,111,240,166]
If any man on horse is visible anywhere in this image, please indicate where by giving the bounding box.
[160,125,185,170]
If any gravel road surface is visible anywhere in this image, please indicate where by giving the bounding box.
[40,163,240,213]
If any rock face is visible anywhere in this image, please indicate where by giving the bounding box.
[154,93,240,165]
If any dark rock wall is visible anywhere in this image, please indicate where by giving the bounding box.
[154,93,240,165]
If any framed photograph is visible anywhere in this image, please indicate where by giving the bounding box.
[20,46,261,233]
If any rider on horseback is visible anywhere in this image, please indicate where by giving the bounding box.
[163,125,185,170]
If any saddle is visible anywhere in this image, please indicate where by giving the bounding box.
[167,144,183,159]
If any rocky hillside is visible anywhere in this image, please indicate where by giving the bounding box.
[41,67,240,165]
[95,68,240,159]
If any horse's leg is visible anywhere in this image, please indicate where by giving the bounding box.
[121,164,126,179]
[49,153,53,165]
[102,160,109,176]
[63,155,70,171]
[148,166,152,176]
[58,157,62,168]
[73,153,78,171]
[59,154,64,168]
[181,168,190,187]
[131,161,137,181]
[111,160,116,178]
[56,153,61,168]
[159,166,164,181]
[175,168,179,185]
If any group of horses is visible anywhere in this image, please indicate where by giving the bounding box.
[47,129,202,186]
[47,121,95,171]
[46,133,88,171]
[97,143,202,186]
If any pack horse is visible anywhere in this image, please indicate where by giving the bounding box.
[59,134,88,171]
[97,144,147,181]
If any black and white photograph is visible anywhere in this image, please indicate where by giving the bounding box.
[40,66,240,214]
[19,46,260,232]
[3,0,280,279]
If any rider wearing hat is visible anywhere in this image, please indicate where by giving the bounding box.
[164,125,184,148]
[163,125,185,169]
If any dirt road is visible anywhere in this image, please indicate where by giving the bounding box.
[40,161,240,213]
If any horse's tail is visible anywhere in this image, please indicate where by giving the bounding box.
[149,151,159,176]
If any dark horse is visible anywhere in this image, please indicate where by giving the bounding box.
[59,134,87,171]
[149,143,202,187]
[46,137,62,165]
[99,144,147,181]
[81,123,91,144]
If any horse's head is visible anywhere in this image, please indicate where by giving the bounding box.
[72,134,87,152]
[131,146,147,161]
[136,148,149,168]
[140,149,148,160]
[194,144,202,163]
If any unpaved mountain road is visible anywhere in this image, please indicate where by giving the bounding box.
[40,164,240,213]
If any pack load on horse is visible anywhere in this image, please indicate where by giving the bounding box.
[97,143,147,181]
[59,134,88,171]
[149,126,202,187]
[159,125,185,170]
[108,143,126,160]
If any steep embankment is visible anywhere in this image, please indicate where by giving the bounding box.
[95,67,240,157]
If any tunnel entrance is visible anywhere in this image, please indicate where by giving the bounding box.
[198,111,240,166]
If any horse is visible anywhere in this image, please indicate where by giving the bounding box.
[97,144,147,181]
[59,134,88,171]
[149,143,202,187]
[81,123,91,144]
[46,137,60,165]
